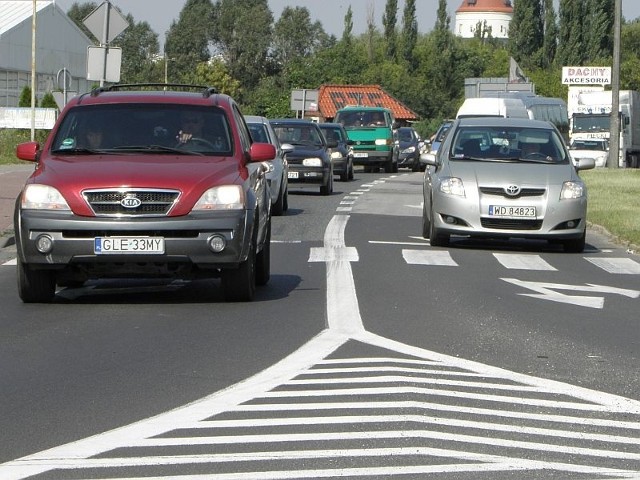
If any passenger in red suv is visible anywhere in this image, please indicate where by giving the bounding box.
[14,84,276,303]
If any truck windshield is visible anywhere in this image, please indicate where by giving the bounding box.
[335,110,388,128]
[573,115,611,133]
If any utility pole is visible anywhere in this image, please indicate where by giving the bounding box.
[608,0,622,168]
[30,0,36,141]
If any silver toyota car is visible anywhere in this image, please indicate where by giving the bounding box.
[421,117,596,252]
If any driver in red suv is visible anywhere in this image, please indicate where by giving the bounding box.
[14,84,276,303]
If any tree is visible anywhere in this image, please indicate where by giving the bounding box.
[541,0,558,68]
[112,16,160,83]
[585,0,614,61]
[182,61,241,97]
[66,2,99,42]
[272,7,326,67]
[422,0,459,120]
[342,6,354,45]
[382,0,398,60]
[40,92,58,109]
[213,0,273,92]
[164,0,214,82]
[556,0,585,65]
[19,86,36,107]
[402,0,418,69]
[508,0,543,67]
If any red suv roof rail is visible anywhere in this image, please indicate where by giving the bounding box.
[90,83,218,97]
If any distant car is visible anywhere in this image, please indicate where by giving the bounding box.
[423,120,452,169]
[245,115,293,215]
[421,117,596,252]
[13,84,275,303]
[569,138,609,168]
[318,122,354,181]
[429,120,452,155]
[270,119,334,195]
[394,127,422,171]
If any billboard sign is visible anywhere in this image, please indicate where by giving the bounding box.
[562,66,611,85]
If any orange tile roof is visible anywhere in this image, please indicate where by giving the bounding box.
[456,0,514,14]
[317,84,419,121]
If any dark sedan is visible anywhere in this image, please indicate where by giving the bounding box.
[270,119,334,195]
[395,127,422,171]
[319,122,354,181]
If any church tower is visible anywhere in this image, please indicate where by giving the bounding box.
[454,0,514,39]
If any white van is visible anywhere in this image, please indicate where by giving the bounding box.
[456,97,529,119]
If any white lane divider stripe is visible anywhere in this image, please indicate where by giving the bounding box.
[403,249,458,266]
[493,253,557,270]
[586,256,640,274]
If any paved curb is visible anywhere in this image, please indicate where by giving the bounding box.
[0,234,14,249]
[587,221,639,255]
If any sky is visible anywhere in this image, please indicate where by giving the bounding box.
[50,0,640,52]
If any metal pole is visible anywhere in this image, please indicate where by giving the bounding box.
[608,0,621,168]
[30,0,37,141]
[100,1,111,87]
[301,89,307,119]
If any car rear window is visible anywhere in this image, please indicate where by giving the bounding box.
[51,104,233,156]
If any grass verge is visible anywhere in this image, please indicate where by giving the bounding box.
[581,169,640,249]
[0,129,49,164]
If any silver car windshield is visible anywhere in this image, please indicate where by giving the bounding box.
[451,127,568,164]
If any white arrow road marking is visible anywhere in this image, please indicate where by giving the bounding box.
[2,214,640,479]
[502,278,640,309]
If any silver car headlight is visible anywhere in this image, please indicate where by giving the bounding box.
[193,185,245,211]
[22,184,71,210]
[560,181,585,200]
[302,157,323,167]
[330,151,343,159]
[439,177,466,197]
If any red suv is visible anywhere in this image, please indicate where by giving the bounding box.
[14,84,275,302]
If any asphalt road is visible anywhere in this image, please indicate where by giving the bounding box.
[0,170,639,479]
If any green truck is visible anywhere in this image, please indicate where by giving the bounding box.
[334,106,398,173]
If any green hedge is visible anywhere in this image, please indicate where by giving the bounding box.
[0,129,49,164]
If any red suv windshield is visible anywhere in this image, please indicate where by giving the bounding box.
[51,104,234,156]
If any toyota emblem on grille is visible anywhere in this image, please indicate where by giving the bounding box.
[121,195,142,208]
[505,185,521,196]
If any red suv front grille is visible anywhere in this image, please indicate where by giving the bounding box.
[83,189,179,216]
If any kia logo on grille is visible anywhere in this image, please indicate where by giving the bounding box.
[505,185,521,196]
[121,195,142,208]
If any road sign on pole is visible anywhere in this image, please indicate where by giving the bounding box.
[82,1,128,85]
[87,46,122,83]
[83,1,128,44]
[290,89,319,118]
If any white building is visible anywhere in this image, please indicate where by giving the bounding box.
[455,0,514,39]
[0,1,93,107]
